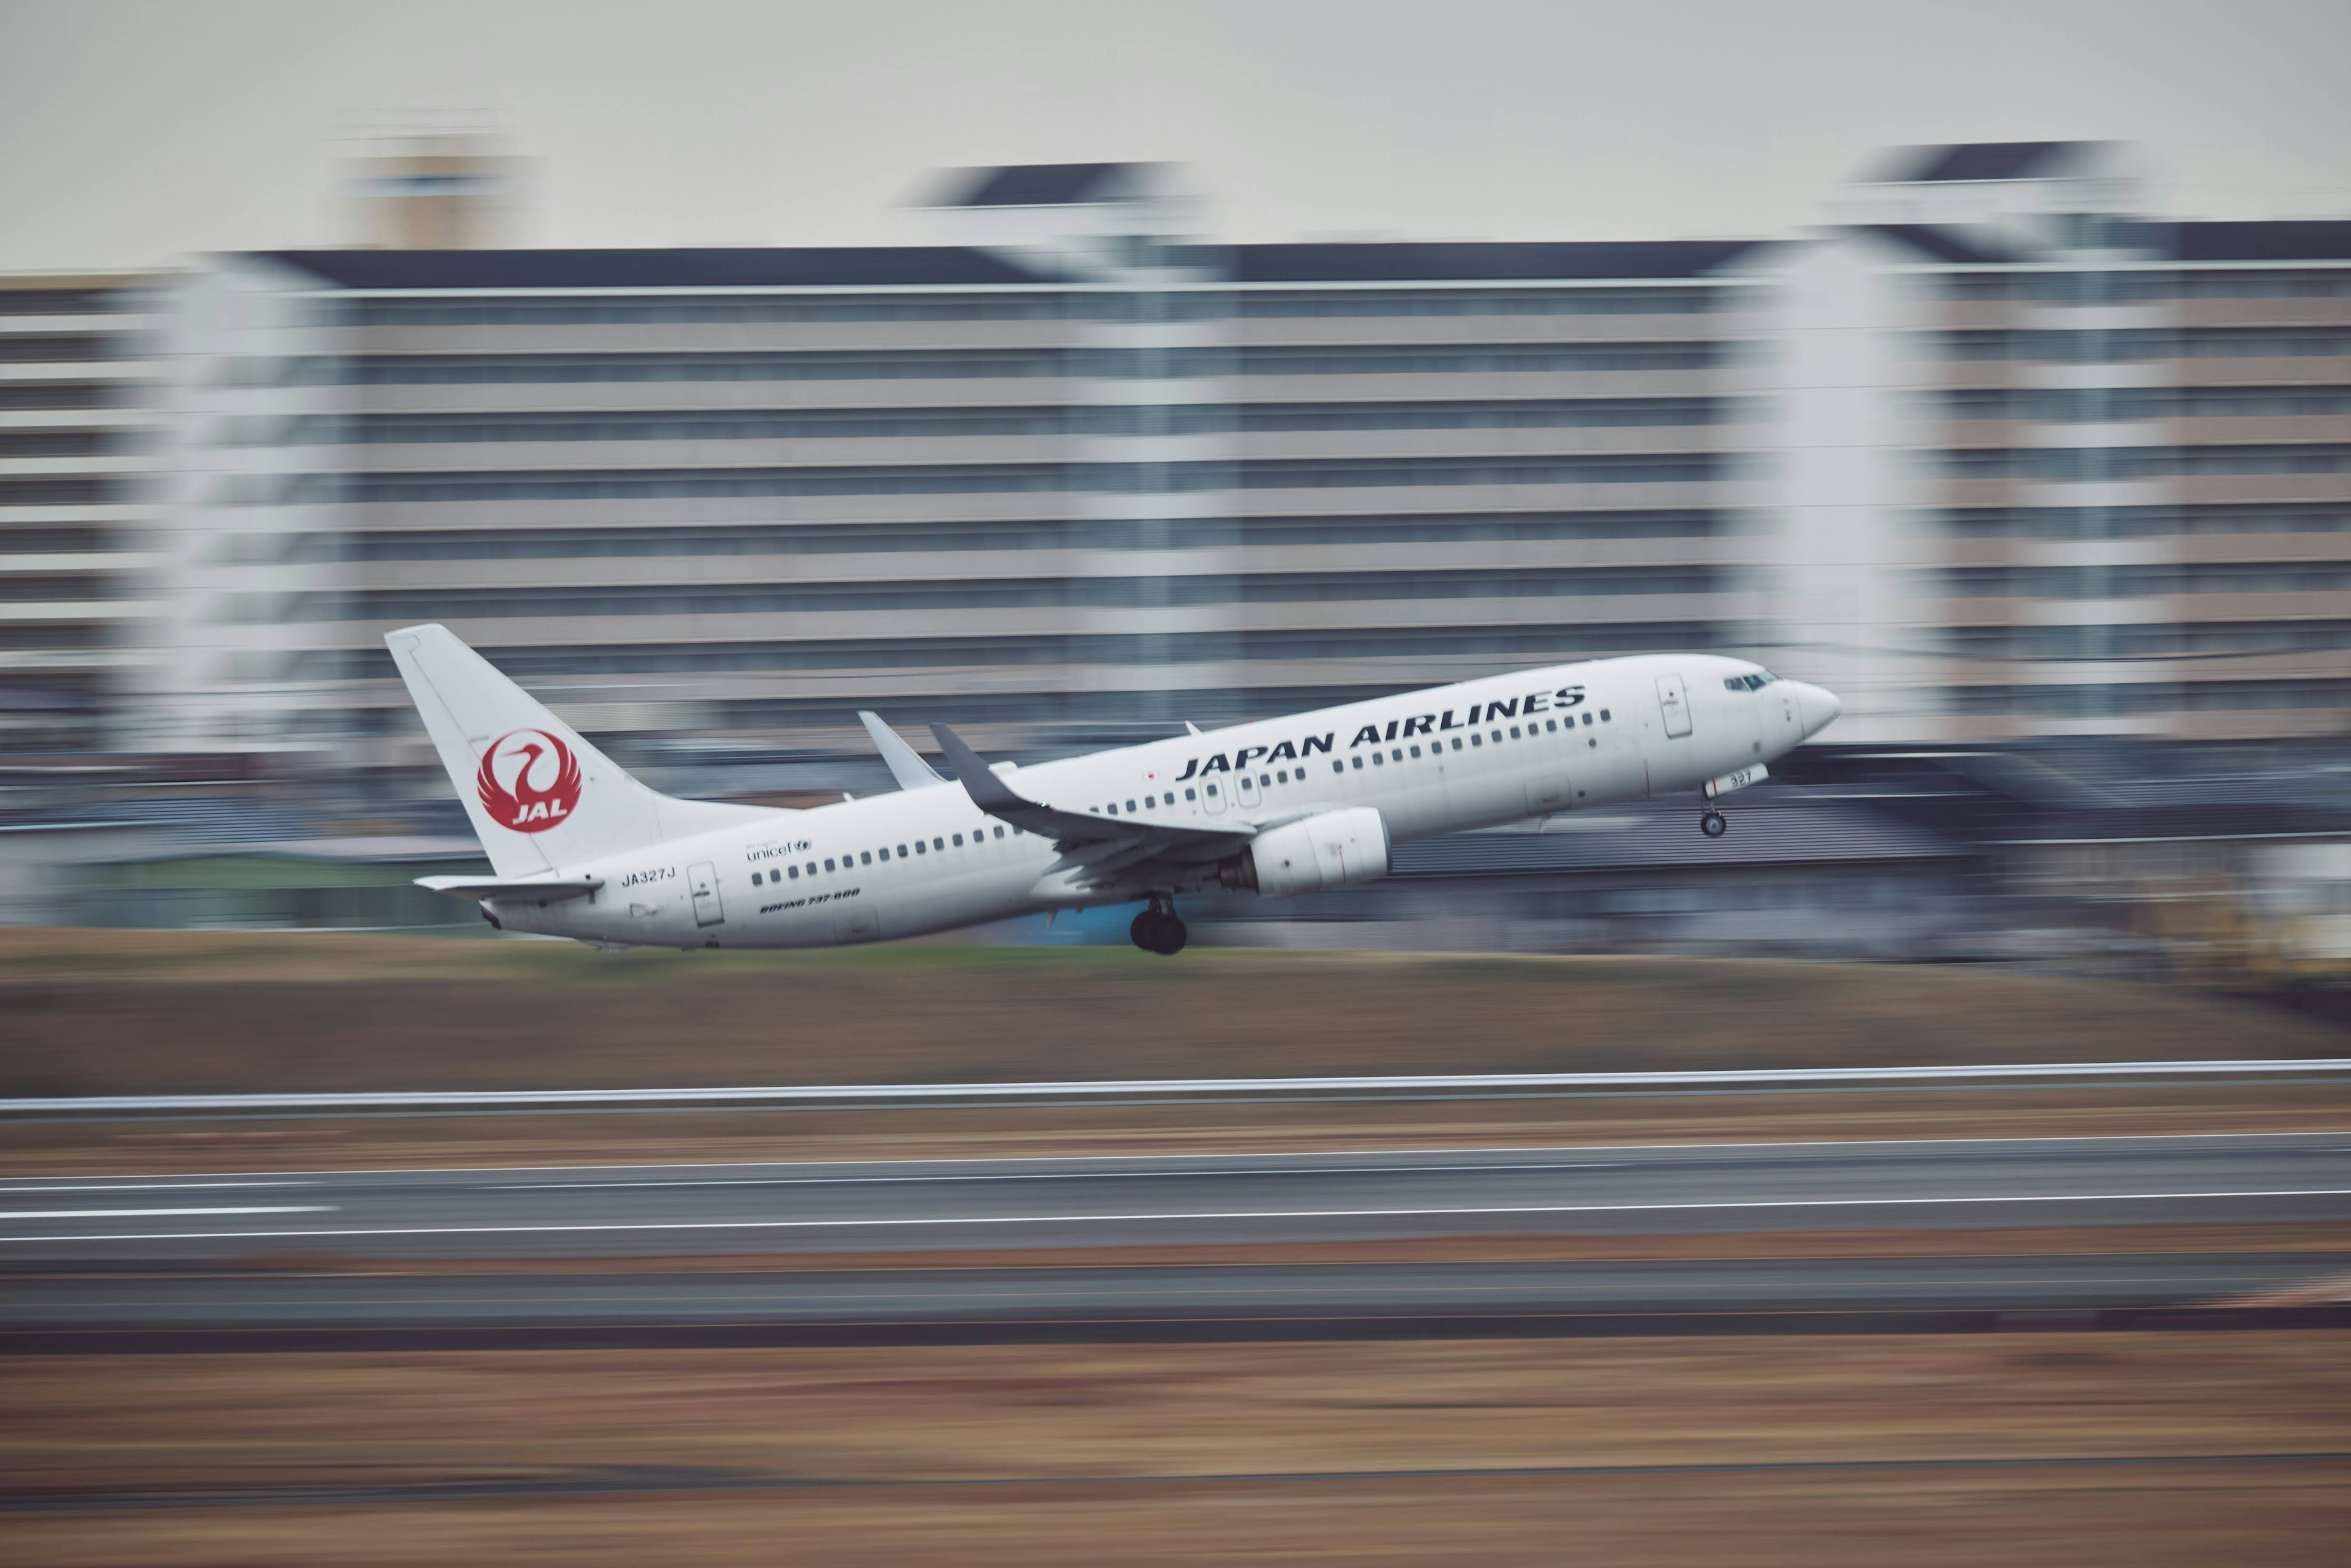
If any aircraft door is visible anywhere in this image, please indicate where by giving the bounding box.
[1656,673,1693,738]
[1234,768,1260,809]
[687,861,724,926]
[1201,776,1228,814]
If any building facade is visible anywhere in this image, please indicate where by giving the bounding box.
[0,273,159,756]
[141,146,2351,808]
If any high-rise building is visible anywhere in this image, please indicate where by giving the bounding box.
[141,148,2351,803]
[0,273,160,754]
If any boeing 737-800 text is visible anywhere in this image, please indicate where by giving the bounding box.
[391,624,1840,954]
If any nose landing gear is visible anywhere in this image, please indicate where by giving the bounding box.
[1700,809,1728,838]
[1130,895,1188,956]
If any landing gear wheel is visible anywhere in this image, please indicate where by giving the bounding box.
[1700,809,1727,838]
[1129,907,1189,956]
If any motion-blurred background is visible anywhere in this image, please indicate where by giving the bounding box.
[4,0,2351,977]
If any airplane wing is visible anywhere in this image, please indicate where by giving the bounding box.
[415,875,604,904]
[928,722,1255,887]
[857,710,948,790]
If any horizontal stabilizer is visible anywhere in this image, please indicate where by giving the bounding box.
[416,875,602,905]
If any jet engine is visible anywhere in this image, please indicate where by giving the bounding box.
[1216,806,1391,897]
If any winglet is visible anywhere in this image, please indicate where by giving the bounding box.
[1183,721,1203,735]
[857,710,947,790]
[928,722,1028,813]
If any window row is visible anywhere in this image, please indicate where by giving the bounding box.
[1945,562,2351,598]
[320,397,1737,445]
[317,620,1728,680]
[1939,445,2351,479]
[1941,269,2351,302]
[1939,328,2351,362]
[315,452,1731,503]
[1941,385,2351,420]
[323,342,1724,386]
[749,822,1016,887]
[334,566,1723,620]
[343,508,1728,562]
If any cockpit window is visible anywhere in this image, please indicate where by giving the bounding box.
[1725,670,1783,691]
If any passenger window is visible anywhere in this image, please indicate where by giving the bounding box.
[879,847,891,860]
[1583,712,1594,727]
[1207,784,1220,797]
[1351,756,1363,770]
[992,825,1005,839]
[1471,734,1482,747]
[860,851,872,865]
[914,841,925,854]
[1185,787,1197,800]
[1104,804,1116,816]
[1510,726,1521,739]
[1491,730,1502,743]
[825,857,836,872]
[1545,719,1556,732]
[789,865,800,879]
[952,833,964,846]
[934,837,944,851]
[1371,752,1383,766]
[1600,709,1610,722]
[1127,799,1138,812]
[1389,750,1401,763]
[751,871,763,886]
[1451,737,1463,751]
[1333,761,1345,775]
[1409,744,1421,757]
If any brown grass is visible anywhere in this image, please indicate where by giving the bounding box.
[4,1334,2349,1564]
[1,931,2339,1101]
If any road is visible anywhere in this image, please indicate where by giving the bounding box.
[2,1132,2347,1263]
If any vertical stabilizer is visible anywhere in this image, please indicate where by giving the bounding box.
[386,625,778,877]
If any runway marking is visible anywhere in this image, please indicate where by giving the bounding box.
[0,1183,314,1195]
[0,1207,332,1221]
[12,1128,2347,1188]
[4,1188,2349,1244]
[498,1161,1618,1190]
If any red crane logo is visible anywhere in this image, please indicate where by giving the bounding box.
[475,729,583,833]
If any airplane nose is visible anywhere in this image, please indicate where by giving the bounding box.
[1793,682,1842,737]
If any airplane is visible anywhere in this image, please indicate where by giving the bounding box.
[389,623,1840,955]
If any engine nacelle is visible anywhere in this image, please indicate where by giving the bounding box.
[1217,807,1391,897]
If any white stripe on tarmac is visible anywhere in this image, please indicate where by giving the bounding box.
[0,1206,332,1221]
[4,1188,2349,1244]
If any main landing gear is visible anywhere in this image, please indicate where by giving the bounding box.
[1130,895,1188,956]
[1700,809,1728,838]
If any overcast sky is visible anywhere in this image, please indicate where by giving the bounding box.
[4,0,2348,272]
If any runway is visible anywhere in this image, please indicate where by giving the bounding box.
[1,1131,2346,1264]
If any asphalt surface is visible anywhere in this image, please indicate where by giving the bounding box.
[2,1132,2348,1265]
[4,1134,2346,1341]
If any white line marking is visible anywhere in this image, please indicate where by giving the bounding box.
[10,1129,2347,1188]
[0,1206,333,1221]
[5,1189,2348,1244]
[11,1060,2349,1116]
[0,1183,314,1195]
[497,1161,1618,1191]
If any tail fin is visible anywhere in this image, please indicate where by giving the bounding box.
[386,624,778,877]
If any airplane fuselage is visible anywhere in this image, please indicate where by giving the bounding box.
[483,653,1833,950]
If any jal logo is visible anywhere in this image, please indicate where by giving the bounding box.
[475,729,582,833]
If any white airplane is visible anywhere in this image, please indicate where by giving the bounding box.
[390,624,1840,955]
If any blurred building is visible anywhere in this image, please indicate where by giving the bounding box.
[138,145,2351,805]
[1780,141,2351,744]
[145,160,1766,806]
[0,273,160,755]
